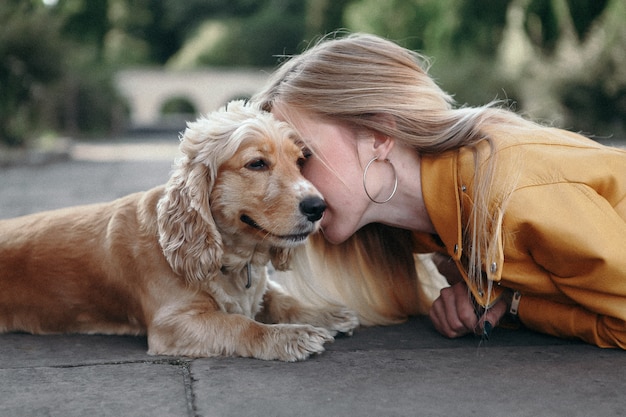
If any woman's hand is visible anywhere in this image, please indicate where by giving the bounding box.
[429,281,509,338]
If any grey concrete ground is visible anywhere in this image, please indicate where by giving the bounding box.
[1,138,626,417]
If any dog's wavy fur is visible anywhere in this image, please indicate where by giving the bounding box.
[0,100,358,361]
[271,231,447,326]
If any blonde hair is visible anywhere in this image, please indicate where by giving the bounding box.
[253,33,536,324]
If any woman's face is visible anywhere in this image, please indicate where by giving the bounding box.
[272,105,371,244]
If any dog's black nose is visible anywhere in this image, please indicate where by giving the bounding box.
[299,196,326,222]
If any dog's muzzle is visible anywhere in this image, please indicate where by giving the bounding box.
[239,195,325,243]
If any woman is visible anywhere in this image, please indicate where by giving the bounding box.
[251,33,626,348]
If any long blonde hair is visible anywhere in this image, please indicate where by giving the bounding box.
[253,33,534,324]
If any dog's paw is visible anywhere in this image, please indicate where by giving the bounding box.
[267,324,334,362]
[308,306,360,336]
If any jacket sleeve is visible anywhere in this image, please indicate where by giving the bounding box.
[518,296,626,348]
[508,182,626,348]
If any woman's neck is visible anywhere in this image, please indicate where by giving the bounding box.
[364,146,436,234]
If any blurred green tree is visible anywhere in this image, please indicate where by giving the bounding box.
[305,0,352,40]
[0,0,67,146]
[496,0,625,135]
[344,0,625,137]
[1,0,623,146]
[57,0,109,60]
[0,0,130,146]
[167,0,308,68]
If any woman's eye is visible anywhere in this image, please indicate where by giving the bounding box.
[245,159,269,171]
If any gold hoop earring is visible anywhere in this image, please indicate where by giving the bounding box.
[362,156,398,204]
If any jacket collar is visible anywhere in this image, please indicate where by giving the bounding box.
[420,151,463,262]
[420,150,504,307]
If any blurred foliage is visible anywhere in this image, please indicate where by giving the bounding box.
[0,1,66,146]
[180,1,308,67]
[0,0,126,146]
[0,0,624,147]
[161,97,197,115]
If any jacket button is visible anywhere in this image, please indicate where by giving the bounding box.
[461,185,467,192]
[454,244,459,254]
[490,262,497,273]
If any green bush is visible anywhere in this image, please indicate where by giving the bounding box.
[0,2,66,146]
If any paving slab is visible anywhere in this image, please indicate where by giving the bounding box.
[188,318,624,417]
[0,334,151,368]
[192,344,624,417]
[1,362,190,417]
[0,159,172,218]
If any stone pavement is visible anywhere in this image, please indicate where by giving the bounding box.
[1,138,626,417]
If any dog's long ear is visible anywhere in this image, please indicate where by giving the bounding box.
[158,100,269,283]
[157,156,223,284]
[270,247,293,271]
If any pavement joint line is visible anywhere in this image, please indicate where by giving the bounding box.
[180,361,197,417]
[4,358,192,370]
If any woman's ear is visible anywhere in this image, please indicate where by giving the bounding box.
[372,131,395,160]
[359,113,396,160]
[358,131,395,162]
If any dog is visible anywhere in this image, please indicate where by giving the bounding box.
[0,100,358,361]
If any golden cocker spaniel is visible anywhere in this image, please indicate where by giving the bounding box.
[0,100,358,361]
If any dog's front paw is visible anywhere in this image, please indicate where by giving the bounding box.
[312,306,360,336]
[268,324,333,362]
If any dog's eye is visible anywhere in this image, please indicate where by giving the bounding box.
[245,159,269,171]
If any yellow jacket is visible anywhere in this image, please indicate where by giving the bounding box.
[416,126,626,348]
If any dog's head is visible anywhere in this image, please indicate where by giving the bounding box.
[157,100,325,284]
